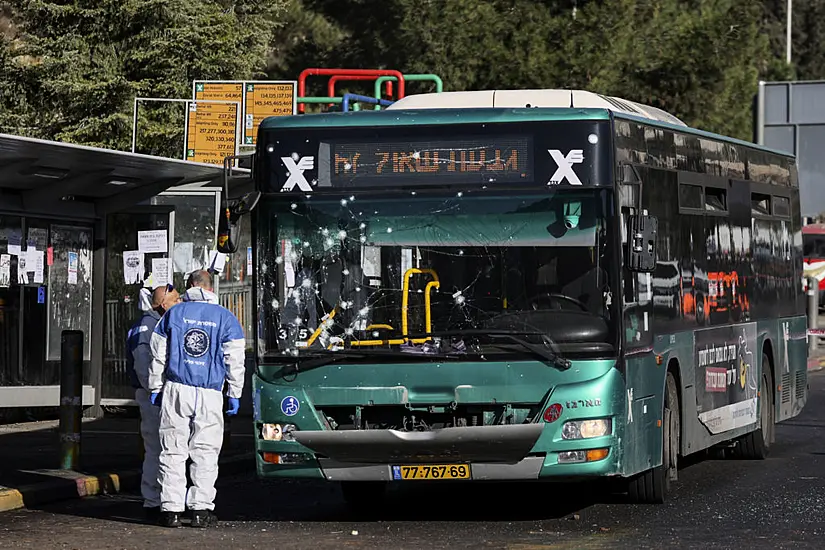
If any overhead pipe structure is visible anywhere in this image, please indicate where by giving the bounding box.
[373,74,444,109]
[298,68,406,113]
[328,75,394,104]
[341,94,394,112]
[298,97,343,110]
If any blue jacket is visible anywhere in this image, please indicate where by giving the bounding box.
[148,287,246,397]
[126,310,161,390]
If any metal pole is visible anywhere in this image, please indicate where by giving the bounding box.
[756,81,765,145]
[59,330,84,470]
[808,277,818,355]
[787,0,792,65]
[131,98,139,153]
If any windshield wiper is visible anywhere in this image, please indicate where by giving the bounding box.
[269,347,463,377]
[287,350,368,372]
[403,329,572,370]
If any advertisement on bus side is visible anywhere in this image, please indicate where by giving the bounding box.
[694,322,759,435]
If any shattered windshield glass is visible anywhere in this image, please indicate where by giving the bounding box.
[256,189,618,360]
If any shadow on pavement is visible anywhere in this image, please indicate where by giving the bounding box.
[30,476,622,526]
[28,445,732,526]
[0,416,144,494]
[214,478,625,523]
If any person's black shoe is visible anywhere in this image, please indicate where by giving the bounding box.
[189,509,217,528]
[143,506,161,522]
[158,511,182,528]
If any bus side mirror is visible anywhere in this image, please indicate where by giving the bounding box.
[217,191,261,254]
[627,213,657,272]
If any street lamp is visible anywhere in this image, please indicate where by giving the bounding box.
[787,0,792,64]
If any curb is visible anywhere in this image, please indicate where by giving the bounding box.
[0,452,254,513]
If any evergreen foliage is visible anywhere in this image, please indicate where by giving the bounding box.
[0,1,821,150]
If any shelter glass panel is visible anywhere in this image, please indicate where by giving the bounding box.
[47,225,93,362]
[151,193,217,288]
[0,216,22,386]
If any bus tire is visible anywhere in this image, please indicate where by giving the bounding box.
[627,371,679,504]
[735,354,773,459]
[340,481,387,509]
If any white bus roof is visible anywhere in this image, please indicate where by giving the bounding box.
[385,89,687,127]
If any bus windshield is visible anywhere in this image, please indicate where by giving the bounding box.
[256,189,618,360]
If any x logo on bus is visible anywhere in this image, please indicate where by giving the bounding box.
[548,149,584,185]
[281,155,315,192]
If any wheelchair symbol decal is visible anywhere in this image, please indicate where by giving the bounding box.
[280,396,300,417]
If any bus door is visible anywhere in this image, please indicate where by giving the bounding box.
[618,165,665,477]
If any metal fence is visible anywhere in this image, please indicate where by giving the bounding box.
[218,281,254,350]
[103,299,132,399]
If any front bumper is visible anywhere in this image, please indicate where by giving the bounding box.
[293,424,543,463]
[319,456,546,481]
[256,424,618,481]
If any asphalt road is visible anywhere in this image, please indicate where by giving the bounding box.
[3,373,825,550]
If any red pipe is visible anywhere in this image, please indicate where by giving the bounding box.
[298,68,405,113]
[328,75,393,101]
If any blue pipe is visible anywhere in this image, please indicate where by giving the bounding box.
[342,93,394,112]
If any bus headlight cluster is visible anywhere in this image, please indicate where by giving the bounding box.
[261,423,297,442]
[561,418,612,440]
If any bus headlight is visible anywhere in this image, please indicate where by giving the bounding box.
[261,423,297,441]
[561,418,611,439]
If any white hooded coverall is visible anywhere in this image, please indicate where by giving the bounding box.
[148,287,245,513]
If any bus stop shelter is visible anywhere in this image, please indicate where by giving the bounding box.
[0,133,226,417]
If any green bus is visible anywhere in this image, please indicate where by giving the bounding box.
[223,90,808,504]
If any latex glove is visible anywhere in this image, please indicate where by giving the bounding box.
[150,392,161,406]
[226,397,240,416]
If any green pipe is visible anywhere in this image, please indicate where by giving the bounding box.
[374,74,444,109]
[298,97,343,104]
[298,97,343,113]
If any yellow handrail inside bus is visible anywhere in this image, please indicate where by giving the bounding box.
[349,322,404,347]
[300,307,338,348]
[349,338,407,347]
[422,280,441,338]
[402,268,439,343]
[342,268,440,348]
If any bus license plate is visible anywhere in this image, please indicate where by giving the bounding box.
[392,464,471,480]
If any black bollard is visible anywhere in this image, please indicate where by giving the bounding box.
[59,330,84,470]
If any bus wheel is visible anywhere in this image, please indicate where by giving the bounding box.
[734,355,773,459]
[628,372,679,504]
[340,481,388,509]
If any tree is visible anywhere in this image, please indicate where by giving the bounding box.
[3,0,286,156]
[279,0,771,140]
[762,0,825,81]
[583,0,772,140]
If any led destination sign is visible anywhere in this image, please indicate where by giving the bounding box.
[328,136,533,185]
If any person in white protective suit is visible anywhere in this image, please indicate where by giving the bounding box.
[125,285,179,521]
[148,270,246,528]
